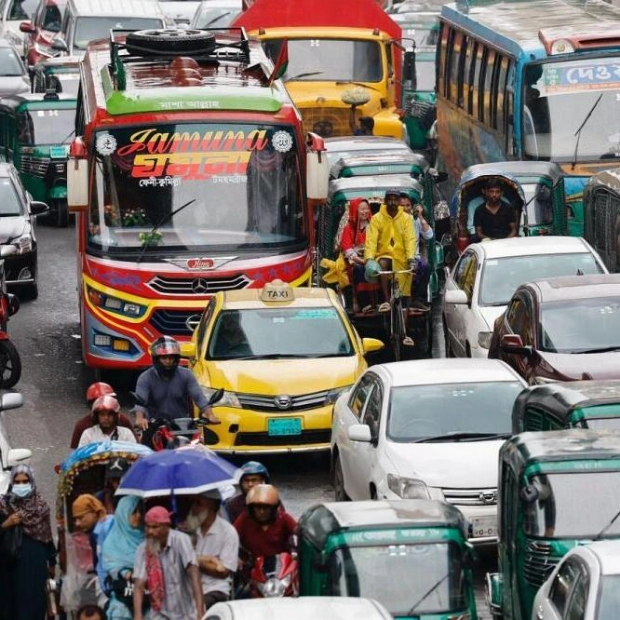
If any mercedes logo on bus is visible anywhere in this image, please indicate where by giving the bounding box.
[274,395,292,410]
[192,278,210,294]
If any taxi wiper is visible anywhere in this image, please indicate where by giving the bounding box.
[135,199,195,264]
[406,572,450,615]
[415,431,511,443]
[571,93,602,171]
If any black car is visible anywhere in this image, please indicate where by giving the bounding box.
[0,163,48,299]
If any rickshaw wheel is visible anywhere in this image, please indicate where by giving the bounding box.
[0,339,21,388]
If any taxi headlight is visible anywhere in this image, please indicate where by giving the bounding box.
[202,386,241,408]
[387,474,430,499]
[325,385,353,405]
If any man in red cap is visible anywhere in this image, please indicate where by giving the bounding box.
[133,507,203,620]
[78,396,137,448]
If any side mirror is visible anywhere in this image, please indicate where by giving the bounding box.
[29,200,49,216]
[444,289,468,305]
[403,49,417,91]
[306,132,329,200]
[129,390,147,408]
[68,138,88,212]
[7,448,32,467]
[19,21,34,33]
[50,38,68,52]
[180,342,196,358]
[0,392,23,411]
[347,424,372,443]
[500,333,533,356]
[521,484,540,503]
[362,337,384,354]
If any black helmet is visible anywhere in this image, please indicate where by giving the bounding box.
[150,336,181,378]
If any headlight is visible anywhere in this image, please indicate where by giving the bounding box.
[13,234,32,254]
[325,385,352,405]
[202,386,241,408]
[257,574,291,597]
[86,286,147,318]
[387,474,430,499]
[478,331,493,349]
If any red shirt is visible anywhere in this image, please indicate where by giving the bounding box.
[70,412,135,449]
[233,511,297,557]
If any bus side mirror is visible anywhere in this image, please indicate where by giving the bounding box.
[403,49,417,92]
[68,138,88,213]
[306,132,329,200]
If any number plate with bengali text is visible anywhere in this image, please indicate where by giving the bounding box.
[471,516,498,539]
[267,417,302,436]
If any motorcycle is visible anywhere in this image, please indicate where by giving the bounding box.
[0,246,21,388]
[236,552,299,599]
[130,388,223,451]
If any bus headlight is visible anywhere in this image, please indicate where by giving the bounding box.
[86,286,146,318]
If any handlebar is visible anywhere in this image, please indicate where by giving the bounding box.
[376,268,415,275]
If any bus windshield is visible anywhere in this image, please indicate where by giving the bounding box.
[523,471,620,538]
[263,39,383,83]
[17,108,75,145]
[329,542,467,615]
[87,123,305,257]
[523,58,620,162]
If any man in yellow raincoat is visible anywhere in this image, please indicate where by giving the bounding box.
[364,187,416,313]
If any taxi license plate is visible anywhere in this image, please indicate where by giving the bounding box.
[471,516,498,539]
[268,418,302,436]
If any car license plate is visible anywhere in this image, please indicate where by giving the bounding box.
[267,417,302,436]
[50,145,68,159]
[471,516,498,539]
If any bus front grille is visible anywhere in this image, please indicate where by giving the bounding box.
[146,274,251,296]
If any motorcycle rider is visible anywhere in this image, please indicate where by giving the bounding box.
[133,336,220,431]
[70,382,134,449]
[225,461,270,524]
[233,484,296,561]
[78,396,137,448]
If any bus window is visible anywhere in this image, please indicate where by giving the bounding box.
[447,29,462,103]
[457,35,468,108]
[482,48,495,126]
[497,56,512,132]
[477,46,488,122]
[463,37,475,115]
[437,23,448,97]
[490,52,502,129]
[471,43,483,121]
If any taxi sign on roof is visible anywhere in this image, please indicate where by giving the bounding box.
[260,279,294,302]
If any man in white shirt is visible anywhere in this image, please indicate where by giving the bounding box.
[185,489,239,609]
[78,395,137,448]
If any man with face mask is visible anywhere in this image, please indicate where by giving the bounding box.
[134,336,220,431]
[185,490,239,609]
[474,178,518,241]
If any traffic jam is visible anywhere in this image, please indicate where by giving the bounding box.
[1,0,620,617]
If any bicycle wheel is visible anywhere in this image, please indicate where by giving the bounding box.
[390,300,404,362]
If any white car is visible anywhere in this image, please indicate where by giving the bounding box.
[207,597,392,620]
[442,237,607,359]
[532,540,620,620]
[0,392,31,493]
[331,358,527,545]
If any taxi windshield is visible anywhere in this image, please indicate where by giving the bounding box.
[523,471,620,538]
[329,542,466,615]
[207,308,354,360]
[87,123,305,257]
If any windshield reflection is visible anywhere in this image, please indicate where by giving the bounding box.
[540,298,620,353]
[479,253,603,306]
[87,123,304,256]
[523,59,620,163]
[207,308,354,360]
[329,543,466,615]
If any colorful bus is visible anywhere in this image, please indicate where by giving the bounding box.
[67,28,329,371]
[436,0,620,236]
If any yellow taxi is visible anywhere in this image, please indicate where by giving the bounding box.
[181,280,383,454]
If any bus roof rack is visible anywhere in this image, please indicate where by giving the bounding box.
[108,27,255,91]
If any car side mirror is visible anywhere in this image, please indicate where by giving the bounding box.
[362,337,384,354]
[8,448,32,467]
[51,38,68,52]
[444,289,468,305]
[180,342,196,359]
[500,334,533,356]
[29,200,49,216]
[19,21,34,33]
[347,424,372,443]
[0,392,23,411]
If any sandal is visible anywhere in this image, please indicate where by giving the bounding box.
[402,336,415,347]
[378,302,391,313]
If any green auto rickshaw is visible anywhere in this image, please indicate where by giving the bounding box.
[512,380,620,434]
[487,430,620,620]
[330,151,431,181]
[0,91,76,227]
[298,499,478,620]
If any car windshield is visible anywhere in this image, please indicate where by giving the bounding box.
[16,107,75,145]
[263,38,383,83]
[207,308,354,360]
[0,47,24,76]
[596,574,620,619]
[387,381,524,441]
[6,0,38,20]
[0,179,22,216]
[87,123,305,256]
[329,542,466,615]
[540,297,620,353]
[478,253,603,306]
[522,58,620,163]
[585,418,620,431]
[523,471,620,538]
[192,7,241,28]
[73,16,164,50]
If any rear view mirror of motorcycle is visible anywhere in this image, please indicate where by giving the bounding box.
[129,391,147,408]
[0,245,17,259]
[0,392,23,411]
[208,388,224,406]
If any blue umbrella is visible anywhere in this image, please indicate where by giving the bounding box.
[116,446,239,498]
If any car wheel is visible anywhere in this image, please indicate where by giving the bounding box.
[333,455,350,502]
[24,282,38,301]
[0,339,21,388]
